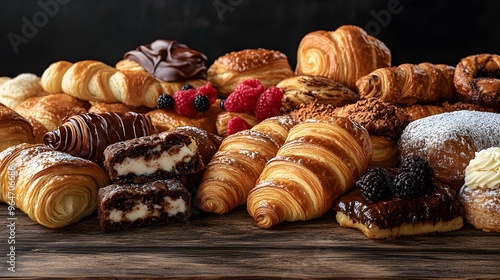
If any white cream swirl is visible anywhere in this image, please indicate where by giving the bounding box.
[464,147,500,190]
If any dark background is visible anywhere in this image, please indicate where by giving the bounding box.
[1,0,499,77]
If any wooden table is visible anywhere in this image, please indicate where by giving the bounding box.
[1,205,499,279]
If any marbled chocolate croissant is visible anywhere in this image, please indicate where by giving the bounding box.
[44,112,157,165]
[196,115,296,214]
[247,117,372,228]
[0,144,109,228]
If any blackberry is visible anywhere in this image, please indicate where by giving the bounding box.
[157,94,174,110]
[194,95,210,112]
[181,84,194,90]
[401,155,434,184]
[356,168,393,202]
[392,171,427,198]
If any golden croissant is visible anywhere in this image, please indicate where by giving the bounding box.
[196,115,296,214]
[356,62,457,105]
[295,25,391,90]
[0,103,35,152]
[0,144,110,228]
[247,117,372,228]
[41,60,163,108]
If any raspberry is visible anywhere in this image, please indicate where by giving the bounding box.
[194,95,211,112]
[195,82,217,104]
[223,79,265,113]
[173,89,198,117]
[157,94,174,110]
[226,116,251,136]
[356,168,393,202]
[254,86,283,121]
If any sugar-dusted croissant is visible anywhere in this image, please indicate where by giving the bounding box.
[295,25,391,90]
[0,103,35,152]
[247,117,372,228]
[0,73,48,110]
[196,115,296,214]
[41,60,163,108]
[356,63,457,105]
[0,144,110,228]
[14,93,89,143]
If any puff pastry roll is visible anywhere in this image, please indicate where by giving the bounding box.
[0,144,110,228]
[196,115,296,214]
[0,103,35,152]
[247,117,372,228]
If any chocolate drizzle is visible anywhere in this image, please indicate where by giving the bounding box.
[124,40,207,82]
[44,112,158,165]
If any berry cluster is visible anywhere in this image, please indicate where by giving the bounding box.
[157,82,217,117]
[222,78,284,135]
[356,156,435,202]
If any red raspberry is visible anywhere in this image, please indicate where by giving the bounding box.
[173,89,198,117]
[226,116,251,136]
[254,86,284,121]
[223,79,266,113]
[195,82,217,104]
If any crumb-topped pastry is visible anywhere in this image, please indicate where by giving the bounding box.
[97,179,191,230]
[460,147,500,232]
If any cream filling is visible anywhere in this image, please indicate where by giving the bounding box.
[108,197,187,223]
[113,141,197,177]
[464,147,500,190]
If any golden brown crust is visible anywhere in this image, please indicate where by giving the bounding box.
[295,25,391,90]
[88,102,151,114]
[402,101,496,123]
[460,186,500,232]
[0,103,35,152]
[0,73,48,109]
[207,48,294,97]
[215,111,260,137]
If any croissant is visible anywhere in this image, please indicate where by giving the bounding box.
[0,103,35,152]
[402,101,495,122]
[247,117,372,228]
[0,73,48,110]
[0,144,110,228]
[41,60,163,108]
[14,93,89,143]
[295,25,391,90]
[196,115,296,214]
[356,63,457,105]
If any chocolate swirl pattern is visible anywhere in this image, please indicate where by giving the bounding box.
[44,112,158,165]
[125,39,207,82]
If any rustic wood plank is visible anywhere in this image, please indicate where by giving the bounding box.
[1,205,499,279]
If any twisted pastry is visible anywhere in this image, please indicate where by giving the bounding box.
[0,103,35,152]
[41,60,163,108]
[247,117,372,228]
[0,144,109,228]
[356,62,457,105]
[295,25,391,90]
[196,115,296,214]
[44,112,157,165]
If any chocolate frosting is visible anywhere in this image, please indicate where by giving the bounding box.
[124,40,207,82]
[44,112,158,165]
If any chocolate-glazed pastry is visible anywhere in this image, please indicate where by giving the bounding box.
[44,112,158,165]
[124,39,207,82]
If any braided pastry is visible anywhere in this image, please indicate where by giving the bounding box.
[247,117,372,228]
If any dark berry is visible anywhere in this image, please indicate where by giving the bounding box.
[181,84,194,90]
[220,99,226,110]
[356,168,393,202]
[392,171,427,198]
[157,94,174,110]
[401,155,434,184]
[194,95,211,112]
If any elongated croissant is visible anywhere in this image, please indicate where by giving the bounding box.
[196,115,296,214]
[247,117,372,228]
[41,60,163,108]
[295,25,391,90]
[0,144,110,228]
[0,103,35,152]
[356,62,457,105]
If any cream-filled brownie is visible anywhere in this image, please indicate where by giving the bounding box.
[103,131,204,184]
[98,179,191,230]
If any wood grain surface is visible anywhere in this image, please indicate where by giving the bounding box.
[0,205,499,279]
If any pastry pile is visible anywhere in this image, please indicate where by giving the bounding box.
[0,25,499,237]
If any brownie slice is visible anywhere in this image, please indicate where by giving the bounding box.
[103,131,204,184]
[97,179,191,230]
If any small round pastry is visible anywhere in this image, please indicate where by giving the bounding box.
[207,48,294,97]
[460,147,500,232]
[399,110,500,188]
[277,75,359,113]
[454,54,500,108]
[0,73,48,109]
[116,39,208,94]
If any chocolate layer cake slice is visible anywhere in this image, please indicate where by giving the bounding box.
[98,179,191,230]
[103,130,204,184]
